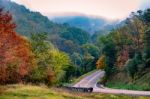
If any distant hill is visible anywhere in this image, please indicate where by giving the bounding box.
[0,0,117,37]
[51,15,116,35]
[0,0,54,36]
[0,0,90,54]
[0,0,118,54]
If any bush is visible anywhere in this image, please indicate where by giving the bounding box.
[0,9,35,84]
[106,82,150,91]
[126,59,138,80]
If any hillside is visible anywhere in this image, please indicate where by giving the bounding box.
[0,0,98,83]
[0,0,55,36]
[96,9,150,91]
[0,0,90,51]
[0,0,90,42]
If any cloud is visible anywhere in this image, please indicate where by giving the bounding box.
[11,0,141,19]
[139,0,150,10]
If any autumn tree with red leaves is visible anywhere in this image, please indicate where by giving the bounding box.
[0,8,35,84]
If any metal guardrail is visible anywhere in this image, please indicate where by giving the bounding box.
[62,86,93,92]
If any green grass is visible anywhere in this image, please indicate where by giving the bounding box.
[106,82,150,91]
[105,68,150,91]
[0,84,82,99]
[0,84,149,99]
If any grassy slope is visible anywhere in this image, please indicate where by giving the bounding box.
[106,69,150,91]
[135,69,150,87]
[0,84,149,99]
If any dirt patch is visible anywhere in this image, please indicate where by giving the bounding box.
[0,86,7,94]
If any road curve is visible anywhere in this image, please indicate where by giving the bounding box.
[73,70,105,88]
[73,70,150,96]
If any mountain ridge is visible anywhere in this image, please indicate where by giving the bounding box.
[51,15,117,35]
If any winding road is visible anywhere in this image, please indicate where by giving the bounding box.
[73,70,150,96]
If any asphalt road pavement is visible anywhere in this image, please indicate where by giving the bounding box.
[73,70,150,96]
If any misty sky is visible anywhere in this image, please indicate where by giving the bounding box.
[11,0,150,19]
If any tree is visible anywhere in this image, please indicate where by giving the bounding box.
[144,29,150,59]
[71,52,82,66]
[0,9,35,84]
[126,59,138,81]
[29,33,54,84]
[126,12,146,53]
[30,33,53,67]
[30,33,73,84]
[102,38,117,78]
[96,55,106,69]
[60,27,90,45]
[63,65,77,82]
[142,9,150,24]
[144,29,150,68]
[98,34,117,77]
[82,43,100,58]
[50,49,71,83]
[82,53,95,72]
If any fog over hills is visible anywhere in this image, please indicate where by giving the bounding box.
[50,14,118,35]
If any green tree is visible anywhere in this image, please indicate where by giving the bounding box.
[29,33,54,84]
[31,33,53,67]
[71,52,82,66]
[50,49,71,83]
[82,53,95,73]
[126,59,138,81]
[143,9,150,24]
[60,27,90,45]
[102,38,117,78]
[63,65,77,82]
[144,29,150,68]
[82,43,100,58]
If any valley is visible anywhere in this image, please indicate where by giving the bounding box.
[0,0,150,98]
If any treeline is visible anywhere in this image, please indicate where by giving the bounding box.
[96,9,150,87]
[1,0,100,75]
[0,9,76,85]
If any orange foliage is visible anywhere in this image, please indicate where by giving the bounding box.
[0,8,35,84]
[47,68,55,85]
[96,55,106,69]
[116,47,129,69]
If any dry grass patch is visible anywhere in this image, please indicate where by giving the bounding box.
[0,84,149,99]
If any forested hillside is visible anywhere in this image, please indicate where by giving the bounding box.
[0,0,54,36]
[0,0,100,85]
[96,9,150,90]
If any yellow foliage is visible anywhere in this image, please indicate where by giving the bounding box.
[96,55,106,69]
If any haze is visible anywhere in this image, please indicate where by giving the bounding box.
[11,0,150,19]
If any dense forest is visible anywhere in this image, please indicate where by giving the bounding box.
[0,0,101,85]
[0,0,150,91]
[96,9,150,90]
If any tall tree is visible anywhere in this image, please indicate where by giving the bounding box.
[50,49,71,82]
[29,33,55,84]
[144,29,150,68]
[0,9,35,84]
